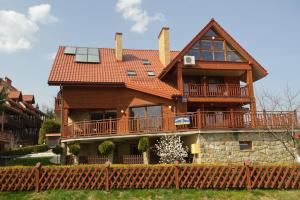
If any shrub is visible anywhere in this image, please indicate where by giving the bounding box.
[98,141,115,156]
[52,145,63,155]
[0,144,48,156]
[138,137,149,153]
[38,119,61,145]
[6,157,53,166]
[68,143,80,156]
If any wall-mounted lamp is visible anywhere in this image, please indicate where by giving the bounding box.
[168,105,172,110]
[121,109,125,114]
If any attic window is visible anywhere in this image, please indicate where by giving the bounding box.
[142,59,151,65]
[127,70,137,76]
[147,71,155,76]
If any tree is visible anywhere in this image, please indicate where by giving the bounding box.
[256,85,300,162]
[38,119,60,144]
[68,143,80,164]
[154,135,188,164]
[138,137,150,164]
[98,141,115,163]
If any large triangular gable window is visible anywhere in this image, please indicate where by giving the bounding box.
[185,28,245,62]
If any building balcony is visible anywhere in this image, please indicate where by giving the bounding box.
[63,110,298,139]
[0,114,23,128]
[184,84,249,101]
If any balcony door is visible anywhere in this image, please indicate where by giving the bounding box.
[130,105,162,132]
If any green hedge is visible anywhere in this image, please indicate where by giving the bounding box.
[0,144,48,156]
[4,157,54,166]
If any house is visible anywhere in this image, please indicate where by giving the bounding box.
[0,77,46,151]
[48,19,298,164]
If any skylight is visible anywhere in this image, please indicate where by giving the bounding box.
[142,59,151,65]
[147,71,155,76]
[127,70,137,76]
[64,46,100,63]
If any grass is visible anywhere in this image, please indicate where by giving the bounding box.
[0,189,299,200]
[4,157,55,166]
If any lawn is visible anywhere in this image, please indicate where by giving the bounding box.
[0,189,299,200]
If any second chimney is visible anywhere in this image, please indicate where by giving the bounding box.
[115,32,123,61]
[158,27,170,67]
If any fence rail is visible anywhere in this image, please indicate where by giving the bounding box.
[0,162,299,192]
[185,84,249,98]
[65,110,298,139]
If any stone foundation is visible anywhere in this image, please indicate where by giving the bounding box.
[195,131,295,164]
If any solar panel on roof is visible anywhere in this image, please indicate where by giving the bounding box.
[75,54,88,62]
[64,46,76,54]
[76,47,88,54]
[88,48,99,55]
[88,55,100,63]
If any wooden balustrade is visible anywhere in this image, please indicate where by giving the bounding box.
[122,155,144,164]
[185,84,249,98]
[64,111,298,139]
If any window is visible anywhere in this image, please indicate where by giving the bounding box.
[130,144,139,155]
[90,110,117,121]
[127,70,137,76]
[130,105,162,131]
[184,28,244,62]
[147,71,155,76]
[142,59,151,65]
[239,141,252,150]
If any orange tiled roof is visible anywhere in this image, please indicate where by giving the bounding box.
[8,91,22,100]
[23,95,35,104]
[48,47,181,99]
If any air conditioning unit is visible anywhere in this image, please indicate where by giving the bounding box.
[183,56,195,65]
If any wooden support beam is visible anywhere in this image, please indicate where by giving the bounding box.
[177,62,183,93]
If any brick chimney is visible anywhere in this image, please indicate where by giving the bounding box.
[115,32,123,61]
[4,77,12,86]
[158,27,170,67]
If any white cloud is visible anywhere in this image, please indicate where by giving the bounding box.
[28,4,58,24]
[0,4,57,53]
[116,0,163,33]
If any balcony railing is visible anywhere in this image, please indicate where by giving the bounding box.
[64,111,298,139]
[185,84,249,98]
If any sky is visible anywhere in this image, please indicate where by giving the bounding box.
[0,0,300,110]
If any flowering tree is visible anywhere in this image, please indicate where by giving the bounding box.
[154,135,188,164]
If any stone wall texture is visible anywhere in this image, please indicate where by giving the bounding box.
[196,132,295,164]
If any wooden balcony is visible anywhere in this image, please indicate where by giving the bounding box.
[0,114,23,128]
[185,84,249,98]
[64,111,298,139]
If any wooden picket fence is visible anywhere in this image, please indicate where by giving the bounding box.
[0,162,299,192]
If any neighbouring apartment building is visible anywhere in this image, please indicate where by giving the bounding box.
[0,77,46,151]
[48,19,299,164]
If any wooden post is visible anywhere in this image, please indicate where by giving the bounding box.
[1,110,4,133]
[174,160,179,189]
[109,118,112,134]
[244,161,251,190]
[35,162,42,192]
[197,109,201,129]
[177,62,183,93]
[105,161,110,192]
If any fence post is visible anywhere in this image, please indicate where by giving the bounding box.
[34,162,42,192]
[244,161,251,190]
[105,161,110,192]
[174,161,179,189]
